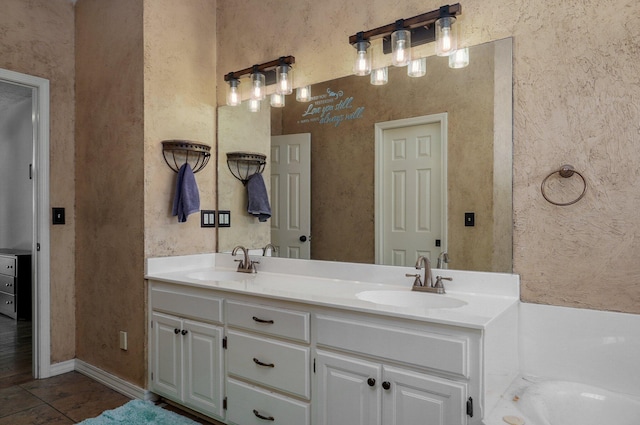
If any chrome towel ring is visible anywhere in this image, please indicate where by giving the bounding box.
[541,164,587,206]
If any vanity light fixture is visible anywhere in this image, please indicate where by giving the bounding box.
[224,56,296,107]
[408,57,427,77]
[247,98,261,112]
[349,4,461,78]
[296,85,311,102]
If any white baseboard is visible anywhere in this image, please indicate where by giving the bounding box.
[62,359,154,401]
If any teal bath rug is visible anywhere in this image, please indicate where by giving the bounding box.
[77,400,201,425]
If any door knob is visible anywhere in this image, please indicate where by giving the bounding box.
[299,235,307,242]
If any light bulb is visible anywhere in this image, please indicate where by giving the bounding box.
[270,93,285,108]
[449,47,469,69]
[407,58,427,77]
[296,85,311,102]
[248,98,261,112]
[391,30,411,67]
[226,80,241,106]
[370,67,388,85]
[353,41,371,76]
[436,17,457,56]
[250,72,266,100]
[275,65,293,95]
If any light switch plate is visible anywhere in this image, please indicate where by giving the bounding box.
[218,210,231,227]
[201,210,216,227]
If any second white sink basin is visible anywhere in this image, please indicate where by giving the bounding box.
[186,270,254,282]
[356,290,467,309]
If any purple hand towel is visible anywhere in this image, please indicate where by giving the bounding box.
[172,163,200,222]
[247,173,271,222]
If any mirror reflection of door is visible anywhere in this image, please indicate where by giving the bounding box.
[375,115,447,267]
[270,134,311,259]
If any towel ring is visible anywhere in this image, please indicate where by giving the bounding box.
[541,164,587,206]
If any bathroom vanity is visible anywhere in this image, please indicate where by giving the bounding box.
[146,254,519,425]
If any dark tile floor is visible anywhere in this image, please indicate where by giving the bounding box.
[0,315,219,424]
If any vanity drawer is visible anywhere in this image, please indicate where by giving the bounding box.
[0,291,16,319]
[227,330,310,399]
[0,275,16,295]
[316,315,469,378]
[0,256,16,277]
[150,284,223,324]
[226,300,310,343]
[226,378,310,425]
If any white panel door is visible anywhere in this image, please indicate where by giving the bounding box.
[151,312,182,400]
[183,319,225,419]
[271,134,311,259]
[315,350,382,425]
[380,121,444,266]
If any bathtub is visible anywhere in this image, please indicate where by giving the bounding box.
[483,303,640,425]
[486,377,640,425]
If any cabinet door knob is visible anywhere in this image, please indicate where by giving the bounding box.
[252,316,274,324]
[174,328,180,334]
[367,377,376,387]
[5,300,13,304]
[382,381,391,390]
[253,357,275,368]
[253,409,275,421]
[181,329,188,336]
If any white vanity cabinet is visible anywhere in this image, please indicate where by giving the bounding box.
[149,282,226,421]
[314,314,478,425]
[225,300,311,425]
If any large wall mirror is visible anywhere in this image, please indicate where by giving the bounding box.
[217,37,513,273]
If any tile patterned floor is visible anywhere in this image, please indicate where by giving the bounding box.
[0,315,220,424]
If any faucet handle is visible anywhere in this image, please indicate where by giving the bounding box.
[405,273,423,287]
[234,259,245,268]
[434,276,452,290]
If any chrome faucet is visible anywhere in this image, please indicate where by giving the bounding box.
[406,256,451,294]
[232,245,259,273]
[262,243,277,257]
[437,251,450,269]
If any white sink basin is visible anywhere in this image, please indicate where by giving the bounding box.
[356,290,467,309]
[186,270,254,282]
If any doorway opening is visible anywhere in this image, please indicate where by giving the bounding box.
[0,68,51,380]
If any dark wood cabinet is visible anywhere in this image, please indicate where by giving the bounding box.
[0,249,32,320]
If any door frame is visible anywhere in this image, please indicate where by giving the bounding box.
[0,68,51,378]
[374,113,448,265]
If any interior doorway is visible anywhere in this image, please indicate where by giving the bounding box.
[374,114,448,267]
[0,68,51,380]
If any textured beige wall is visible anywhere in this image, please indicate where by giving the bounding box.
[75,0,217,387]
[75,0,145,385]
[143,0,217,258]
[218,0,640,313]
[0,0,76,363]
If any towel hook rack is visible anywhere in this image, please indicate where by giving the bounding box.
[226,151,267,186]
[541,164,587,206]
[162,140,211,173]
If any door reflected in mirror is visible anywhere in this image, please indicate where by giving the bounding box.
[217,38,513,273]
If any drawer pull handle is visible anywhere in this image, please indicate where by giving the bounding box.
[253,357,275,368]
[252,316,274,324]
[253,409,275,421]
[5,300,13,305]
[367,377,376,387]
[382,381,391,390]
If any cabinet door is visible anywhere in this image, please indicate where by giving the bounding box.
[183,319,225,419]
[151,312,183,400]
[315,350,381,425]
[382,365,468,425]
